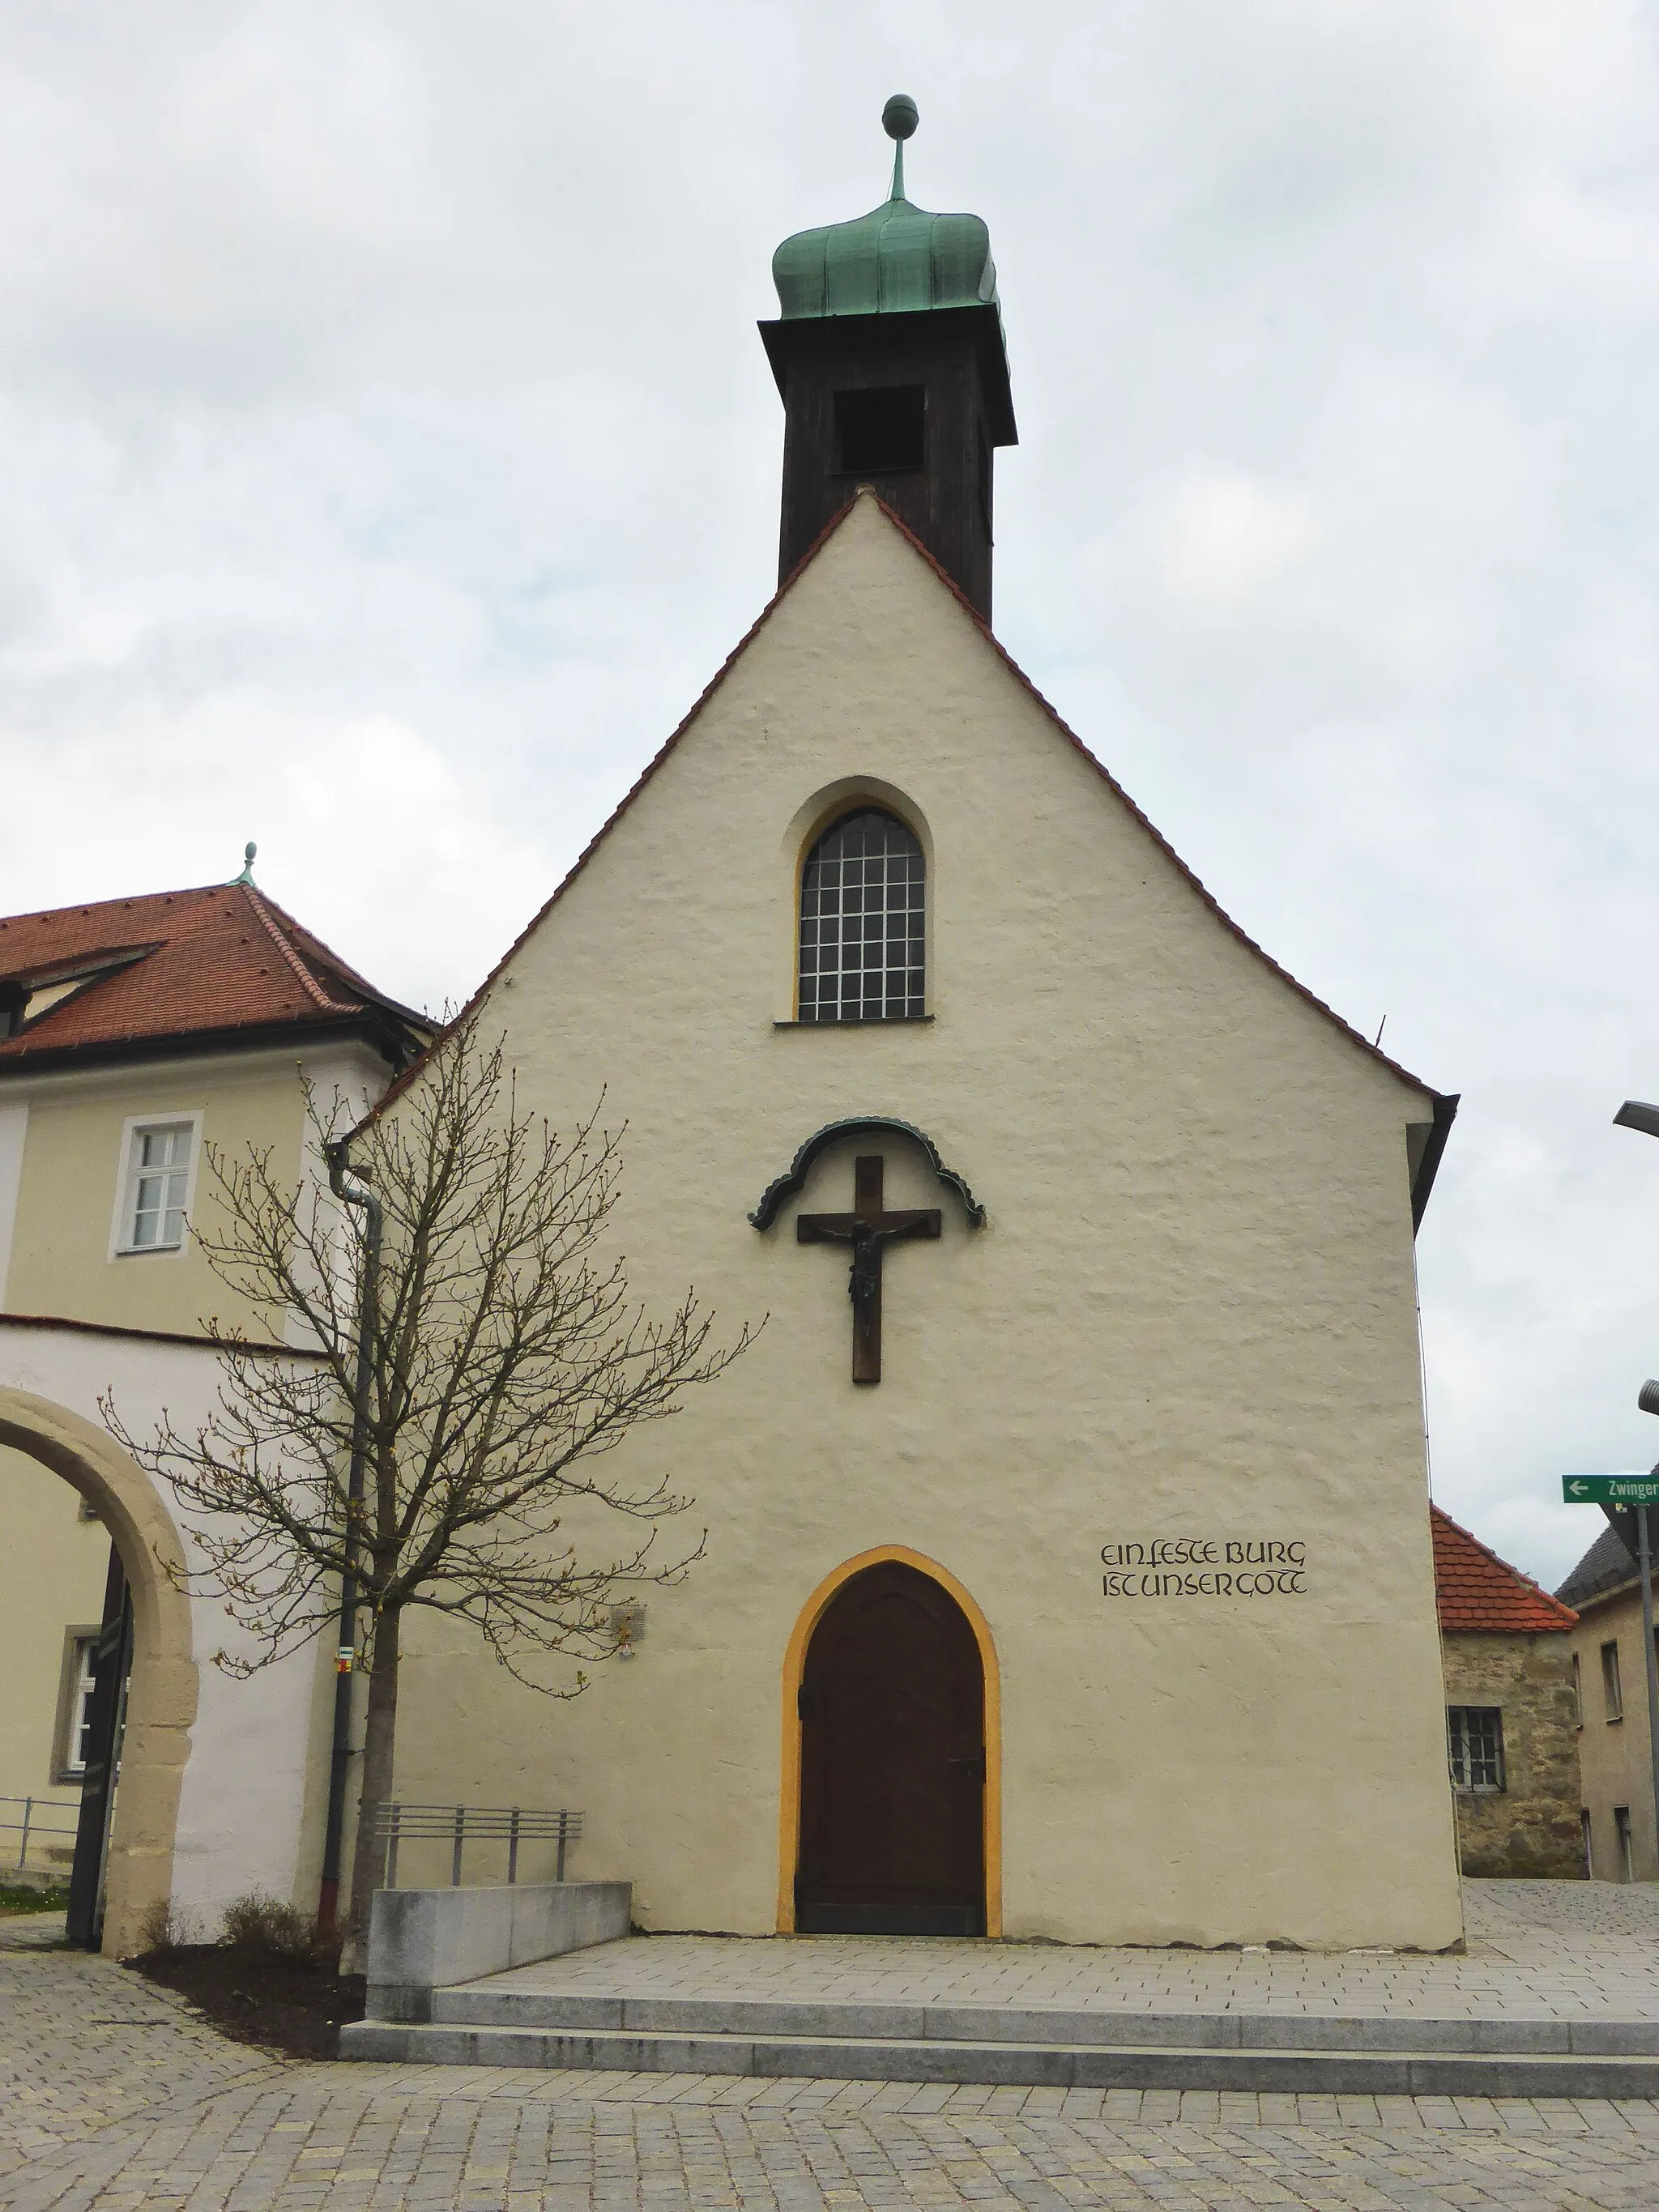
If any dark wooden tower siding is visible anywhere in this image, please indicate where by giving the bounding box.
[761,103,1017,623]
[761,305,1015,624]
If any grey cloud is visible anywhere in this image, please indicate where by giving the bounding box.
[3,0,1659,1587]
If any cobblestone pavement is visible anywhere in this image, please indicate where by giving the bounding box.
[10,1895,1659,2208]
[476,1880,1659,2022]
[0,1914,275,2180]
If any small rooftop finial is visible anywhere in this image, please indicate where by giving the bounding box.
[233,841,257,887]
[883,93,918,202]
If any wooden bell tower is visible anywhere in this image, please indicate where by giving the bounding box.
[759,99,1017,624]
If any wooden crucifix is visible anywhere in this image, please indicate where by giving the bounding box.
[796,1155,940,1384]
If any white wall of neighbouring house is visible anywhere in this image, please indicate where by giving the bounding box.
[0,1321,335,1937]
[0,1034,395,1933]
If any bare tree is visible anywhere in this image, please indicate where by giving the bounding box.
[107,1021,756,1958]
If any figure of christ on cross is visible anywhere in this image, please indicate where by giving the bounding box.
[796,1155,941,1384]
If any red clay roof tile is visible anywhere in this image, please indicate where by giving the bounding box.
[1431,1503,1578,1633]
[0,883,422,1064]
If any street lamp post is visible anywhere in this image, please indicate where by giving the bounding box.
[1612,1100,1659,1879]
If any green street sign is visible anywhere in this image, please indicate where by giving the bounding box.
[1562,1474,1659,1505]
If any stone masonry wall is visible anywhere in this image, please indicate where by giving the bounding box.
[1440,1629,1584,1878]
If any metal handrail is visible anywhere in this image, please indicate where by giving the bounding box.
[365,1802,582,1889]
[0,1794,79,1871]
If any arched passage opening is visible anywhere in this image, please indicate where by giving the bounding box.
[778,1545,1001,1937]
[0,1387,196,1955]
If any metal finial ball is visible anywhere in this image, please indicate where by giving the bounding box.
[883,94,919,142]
[245,842,257,865]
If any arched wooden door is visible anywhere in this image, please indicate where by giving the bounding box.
[795,1561,986,1935]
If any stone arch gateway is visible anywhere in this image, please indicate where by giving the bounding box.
[0,1387,196,1954]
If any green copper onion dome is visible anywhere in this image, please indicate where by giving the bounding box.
[773,96,999,321]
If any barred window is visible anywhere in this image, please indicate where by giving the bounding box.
[1448,1706,1505,1792]
[798,809,924,1022]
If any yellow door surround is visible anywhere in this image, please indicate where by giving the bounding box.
[775,1542,1002,1937]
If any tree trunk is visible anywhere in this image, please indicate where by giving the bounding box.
[341,1605,400,1975]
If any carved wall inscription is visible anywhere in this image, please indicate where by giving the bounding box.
[1100,1539,1308,1598]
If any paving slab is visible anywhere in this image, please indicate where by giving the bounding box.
[14,1885,1659,2208]
[433,1878,1659,2022]
[0,1926,279,2184]
[341,1882,1659,2095]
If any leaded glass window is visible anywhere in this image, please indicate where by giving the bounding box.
[798,809,924,1022]
[1447,1706,1505,1792]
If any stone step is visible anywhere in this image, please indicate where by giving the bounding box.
[423,1988,1659,2057]
[339,2015,1659,2098]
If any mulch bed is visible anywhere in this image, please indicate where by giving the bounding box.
[130,1945,367,2061]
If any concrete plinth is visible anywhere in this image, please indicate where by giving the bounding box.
[365,1881,630,2022]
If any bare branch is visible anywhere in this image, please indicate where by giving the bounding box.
[105,1017,758,1948]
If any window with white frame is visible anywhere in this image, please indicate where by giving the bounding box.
[55,1634,98,1779]
[120,1121,193,1251]
[1448,1705,1505,1792]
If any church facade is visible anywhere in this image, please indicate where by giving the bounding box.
[383,109,1466,1951]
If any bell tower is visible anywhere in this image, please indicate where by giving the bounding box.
[760,97,1017,624]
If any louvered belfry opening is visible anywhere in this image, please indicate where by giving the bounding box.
[763,309,1012,620]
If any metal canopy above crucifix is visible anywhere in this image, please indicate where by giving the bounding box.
[749,1118,987,1387]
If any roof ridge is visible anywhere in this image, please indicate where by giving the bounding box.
[363,489,1448,1129]
[357,517,847,1127]
[249,888,429,1028]
[1555,1521,1640,1610]
[241,886,356,1015]
[856,491,1438,1097]
[1431,1502,1579,1628]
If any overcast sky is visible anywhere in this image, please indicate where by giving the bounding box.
[2,1,1657,1590]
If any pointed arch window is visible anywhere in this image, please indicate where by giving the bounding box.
[798,808,925,1022]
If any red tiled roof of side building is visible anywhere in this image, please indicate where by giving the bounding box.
[1431,1503,1579,1633]
[0,882,426,1064]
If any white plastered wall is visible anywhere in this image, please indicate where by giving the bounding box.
[387,494,1462,1950]
[0,1320,331,1933]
